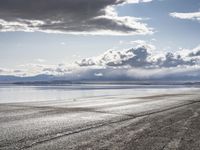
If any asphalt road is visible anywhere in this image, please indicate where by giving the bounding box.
[1,89,200,150]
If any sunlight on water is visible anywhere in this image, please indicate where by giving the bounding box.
[0,84,198,103]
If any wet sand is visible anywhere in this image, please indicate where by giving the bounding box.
[1,90,200,150]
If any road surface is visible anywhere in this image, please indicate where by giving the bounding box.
[1,89,200,150]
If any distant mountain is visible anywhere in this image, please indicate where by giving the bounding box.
[1,73,200,85]
[0,74,56,83]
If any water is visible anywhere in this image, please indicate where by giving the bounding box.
[0,84,198,104]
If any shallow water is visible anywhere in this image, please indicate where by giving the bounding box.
[0,84,198,103]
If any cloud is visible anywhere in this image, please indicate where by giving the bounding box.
[119,40,156,50]
[0,67,24,76]
[129,40,156,50]
[170,12,200,22]
[0,0,153,35]
[69,44,200,80]
[76,43,198,69]
[70,43,200,80]
[20,65,200,81]
[2,43,200,81]
[35,58,46,63]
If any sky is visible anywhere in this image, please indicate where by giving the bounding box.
[0,0,200,80]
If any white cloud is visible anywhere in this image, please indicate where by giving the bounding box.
[151,38,156,42]
[129,40,147,45]
[170,12,200,22]
[76,43,159,68]
[129,40,156,50]
[2,43,200,81]
[0,19,45,32]
[0,67,25,76]
[126,0,153,4]
[35,59,46,63]
[94,72,104,77]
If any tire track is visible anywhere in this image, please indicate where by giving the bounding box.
[16,99,200,150]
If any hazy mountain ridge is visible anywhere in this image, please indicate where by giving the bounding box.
[1,73,200,85]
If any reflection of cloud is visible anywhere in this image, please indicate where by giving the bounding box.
[0,0,153,35]
[170,12,200,22]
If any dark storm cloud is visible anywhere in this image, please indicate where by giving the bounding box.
[0,0,153,35]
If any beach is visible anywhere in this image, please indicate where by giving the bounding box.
[0,85,200,150]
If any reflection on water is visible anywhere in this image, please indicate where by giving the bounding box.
[0,84,198,103]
